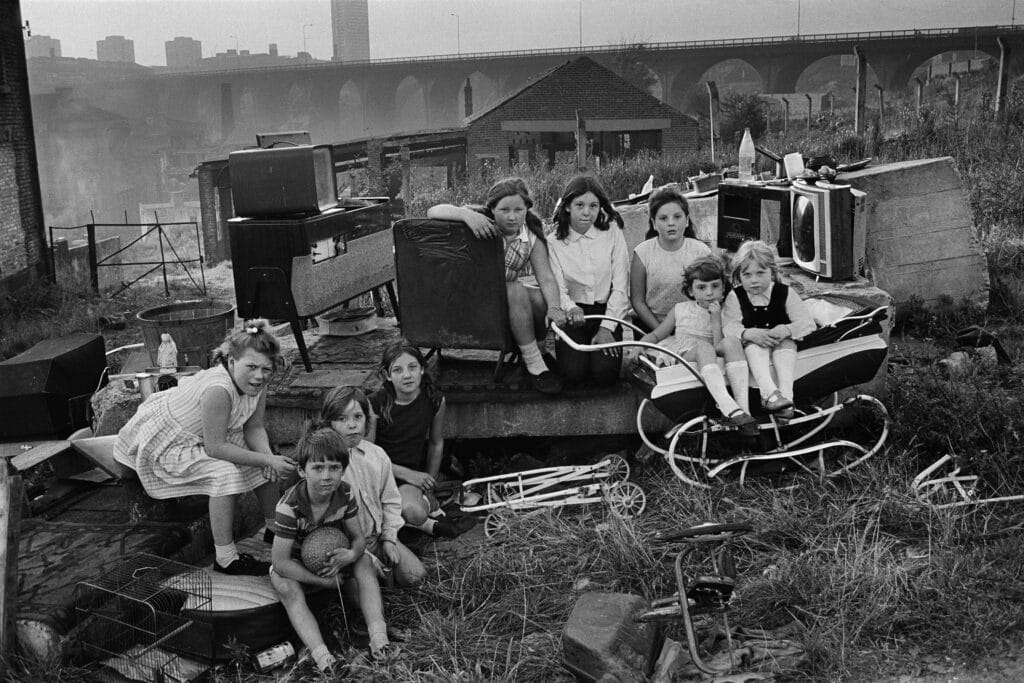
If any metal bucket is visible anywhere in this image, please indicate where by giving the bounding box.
[137,300,235,369]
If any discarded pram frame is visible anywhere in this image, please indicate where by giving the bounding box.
[551,308,892,488]
[459,454,647,537]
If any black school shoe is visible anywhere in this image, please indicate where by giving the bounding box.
[530,370,564,395]
[214,553,270,576]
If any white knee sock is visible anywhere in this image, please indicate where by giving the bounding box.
[518,340,547,375]
[725,361,751,414]
[772,347,798,400]
[310,644,336,670]
[701,364,741,416]
[214,542,239,567]
[745,345,778,400]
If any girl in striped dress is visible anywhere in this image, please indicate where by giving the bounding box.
[113,318,297,576]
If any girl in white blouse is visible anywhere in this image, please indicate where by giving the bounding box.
[546,175,629,386]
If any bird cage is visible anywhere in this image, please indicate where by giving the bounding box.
[73,553,213,682]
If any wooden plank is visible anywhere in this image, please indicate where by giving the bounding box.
[6,441,71,472]
[0,466,24,673]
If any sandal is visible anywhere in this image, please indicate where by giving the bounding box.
[762,390,793,413]
[724,409,760,437]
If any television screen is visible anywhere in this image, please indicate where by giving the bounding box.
[790,181,858,280]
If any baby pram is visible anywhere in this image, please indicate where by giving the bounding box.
[550,296,891,487]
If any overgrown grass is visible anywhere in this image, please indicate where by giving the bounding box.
[9,64,1024,683]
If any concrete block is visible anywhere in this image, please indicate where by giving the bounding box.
[841,157,988,309]
[562,591,662,682]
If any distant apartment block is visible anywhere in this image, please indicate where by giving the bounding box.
[165,36,201,67]
[97,35,135,63]
[25,34,61,59]
[331,0,370,61]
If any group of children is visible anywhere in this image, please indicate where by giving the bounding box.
[114,326,450,670]
[432,174,815,433]
[111,172,816,671]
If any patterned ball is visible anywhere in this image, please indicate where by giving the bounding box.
[300,526,351,574]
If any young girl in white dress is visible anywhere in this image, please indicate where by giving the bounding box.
[640,255,758,435]
[114,319,296,575]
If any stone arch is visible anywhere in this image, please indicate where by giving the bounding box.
[464,70,499,118]
[283,81,312,131]
[337,80,366,140]
[236,86,258,140]
[394,75,427,133]
[673,59,766,115]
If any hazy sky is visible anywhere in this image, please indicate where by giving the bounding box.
[21,0,1017,66]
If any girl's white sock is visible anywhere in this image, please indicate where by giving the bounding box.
[518,341,547,375]
[310,644,335,671]
[701,364,741,416]
[745,344,778,400]
[725,361,751,413]
[214,543,239,567]
[772,347,798,400]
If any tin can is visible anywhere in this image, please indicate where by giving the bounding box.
[254,641,295,673]
[135,373,155,399]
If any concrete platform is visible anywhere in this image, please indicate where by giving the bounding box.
[262,317,652,447]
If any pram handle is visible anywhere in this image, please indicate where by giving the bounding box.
[549,316,707,388]
[654,522,753,543]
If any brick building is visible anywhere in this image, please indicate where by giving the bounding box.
[25,34,61,59]
[331,0,370,62]
[465,57,698,176]
[1,0,49,289]
[165,36,201,68]
[97,35,135,63]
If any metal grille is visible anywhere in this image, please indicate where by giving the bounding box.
[74,553,213,681]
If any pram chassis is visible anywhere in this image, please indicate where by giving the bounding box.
[550,313,890,487]
[459,454,647,536]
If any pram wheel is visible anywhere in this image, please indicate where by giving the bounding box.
[605,482,646,518]
[483,509,514,538]
[599,453,631,483]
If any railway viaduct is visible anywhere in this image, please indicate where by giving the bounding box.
[77,25,1023,146]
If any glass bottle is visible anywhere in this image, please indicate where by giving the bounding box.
[738,127,755,181]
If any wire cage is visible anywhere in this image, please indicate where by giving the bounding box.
[73,553,213,682]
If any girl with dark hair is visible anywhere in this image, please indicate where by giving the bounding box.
[427,177,566,394]
[113,318,297,576]
[321,385,426,588]
[640,255,757,435]
[367,339,456,537]
[630,185,713,332]
[546,175,629,386]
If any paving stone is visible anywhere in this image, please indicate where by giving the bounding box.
[562,591,662,682]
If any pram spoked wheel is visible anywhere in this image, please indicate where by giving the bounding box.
[599,453,631,484]
[483,509,514,538]
[604,481,646,518]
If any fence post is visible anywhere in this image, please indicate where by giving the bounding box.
[86,223,99,292]
[155,213,169,296]
[0,466,24,676]
[706,81,720,163]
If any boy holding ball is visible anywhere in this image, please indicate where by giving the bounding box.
[270,424,392,669]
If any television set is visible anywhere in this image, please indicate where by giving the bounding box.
[789,181,866,280]
[228,144,337,218]
[716,181,791,253]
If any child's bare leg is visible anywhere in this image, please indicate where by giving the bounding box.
[391,541,426,587]
[255,479,280,534]
[526,285,549,349]
[743,343,779,402]
[692,343,742,416]
[353,555,389,656]
[271,572,335,670]
[507,281,547,376]
[398,484,429,526]
[718,337,751,413]
[771,338,798,400]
